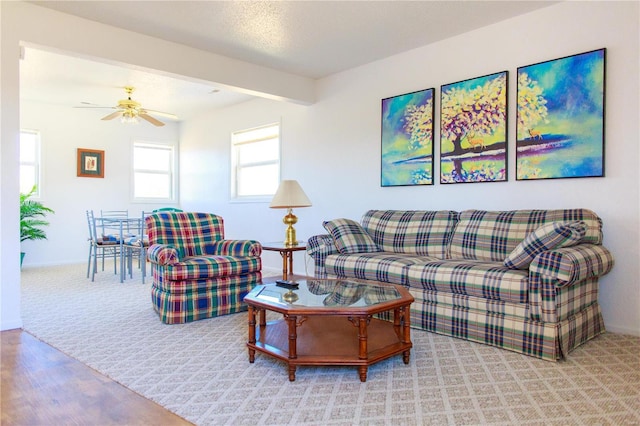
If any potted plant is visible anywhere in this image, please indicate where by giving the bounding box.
[20,185,54,266]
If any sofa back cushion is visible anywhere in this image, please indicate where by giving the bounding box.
[449,209,603,262]
[146,212,224,257]
[361,210,459,258]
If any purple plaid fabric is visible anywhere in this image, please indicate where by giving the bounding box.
[450,209,602,262]
[361,210,458,258]
[323,218,381,254]
[307,209,613,360]
[504,221,587,269]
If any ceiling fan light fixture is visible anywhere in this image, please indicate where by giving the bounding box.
[121,110,139,124]
[77,86,171,127]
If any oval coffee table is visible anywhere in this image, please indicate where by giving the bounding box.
[244,278,414,382]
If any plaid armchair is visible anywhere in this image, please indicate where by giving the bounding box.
[145,212,262,324]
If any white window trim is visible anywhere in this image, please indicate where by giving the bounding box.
[231,122,281,203]
[20,129,41,198]
[131,139,179,203]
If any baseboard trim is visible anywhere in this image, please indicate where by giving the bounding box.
[606,324,640,337]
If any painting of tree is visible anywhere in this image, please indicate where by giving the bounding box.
[440,71,508,184]
[516,48,605,180]
[381,88,435,186]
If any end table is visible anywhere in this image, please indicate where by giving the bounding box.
[261,242,307,280]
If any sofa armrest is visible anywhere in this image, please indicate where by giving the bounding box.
[307,234,338,257]
[307,234,339,277]
[529,244,614,286]
[528,244,614,324]
[147,244,182,265]
[205,240,262,257]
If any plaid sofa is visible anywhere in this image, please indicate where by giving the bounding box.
[145,212,262,324]
[308,209,614,361]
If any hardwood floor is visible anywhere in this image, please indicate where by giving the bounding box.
[1,329,193,426]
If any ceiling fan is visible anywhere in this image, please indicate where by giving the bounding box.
[75,86,177,127]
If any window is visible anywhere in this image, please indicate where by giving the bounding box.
[20,130,41,196]
[231,123,280,199]
[132,141,177,201]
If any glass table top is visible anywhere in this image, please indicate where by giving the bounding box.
[251,279,402,308]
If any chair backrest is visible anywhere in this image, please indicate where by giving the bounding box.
[141,210,154,221]
[139,210,154,238]
[101,210,128,219]
[100,209,129,234]
[152,207,184,212]
[86,210,98,242]
[145,212,224,257]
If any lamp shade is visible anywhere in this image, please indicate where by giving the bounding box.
[270,180,312,208]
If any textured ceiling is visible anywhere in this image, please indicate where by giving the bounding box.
[22,1,558,120]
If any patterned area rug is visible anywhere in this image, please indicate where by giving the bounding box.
[20,263,640,425]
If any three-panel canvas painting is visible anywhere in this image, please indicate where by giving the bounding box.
[381,48,605,186]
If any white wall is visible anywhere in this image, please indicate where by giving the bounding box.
[180,2,640,335]
[19,101,180,267]
[1,0,313,331]
[2,1,638,336]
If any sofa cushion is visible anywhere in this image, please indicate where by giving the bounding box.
[450,209,603,262]
[325,253,433,286]
[323,218,381,254]
[406,260,529,304]
[361,210,459,258]
[504,221,587,269]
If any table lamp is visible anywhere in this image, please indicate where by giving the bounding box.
[270,180,312,246]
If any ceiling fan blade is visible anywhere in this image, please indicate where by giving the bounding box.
[139,113,165,127]
[101,111,123,121]
[74,106,117,109]
[143,109,178,120]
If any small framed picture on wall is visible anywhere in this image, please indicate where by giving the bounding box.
[77,148,104,178]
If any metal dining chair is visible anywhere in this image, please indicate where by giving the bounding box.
[86,210,119,281]
[123,211,153,283]
[100,210,129,238]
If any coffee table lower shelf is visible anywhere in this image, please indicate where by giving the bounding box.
[248,314,412,382]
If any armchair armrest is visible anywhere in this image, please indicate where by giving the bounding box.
[205,240,262,257]
[529,244,614,286]
[147,244,182,265]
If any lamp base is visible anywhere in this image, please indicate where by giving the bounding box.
[283,209,298,247]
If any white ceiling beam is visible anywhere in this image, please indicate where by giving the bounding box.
[9,2,316,105]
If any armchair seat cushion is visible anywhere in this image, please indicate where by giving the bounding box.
[165,255,261,281]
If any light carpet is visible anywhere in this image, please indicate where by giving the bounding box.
[20,262,640,425]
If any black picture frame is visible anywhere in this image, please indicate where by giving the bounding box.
[516,48,606,180]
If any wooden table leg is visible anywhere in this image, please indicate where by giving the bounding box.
[358,316,368,382]
[287,314,298,381]
[280,251,289,280]
[287,252,293,277]
[401,305,411,364]
[393,307,401,337]
[247,305,256,363]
